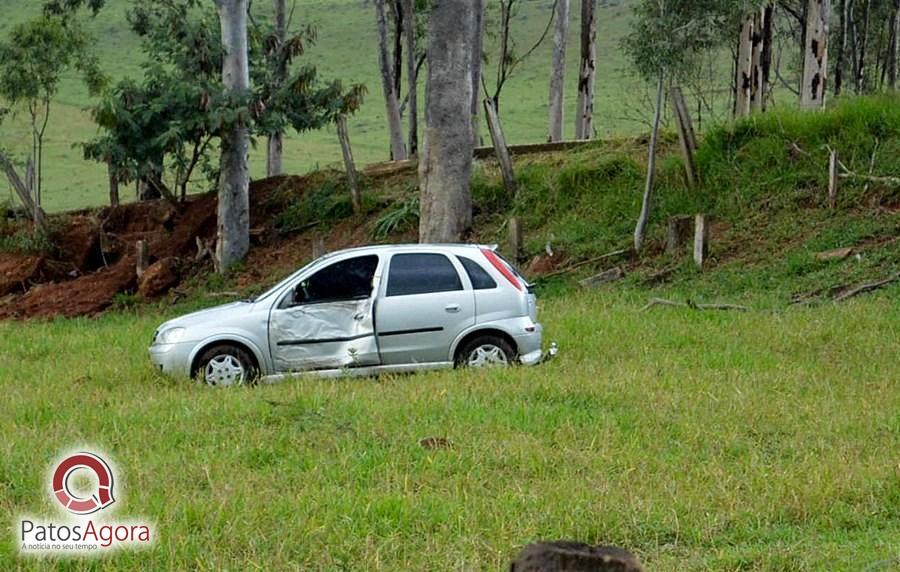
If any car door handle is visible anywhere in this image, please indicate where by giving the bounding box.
[353,312,366,321]
[444,304,461,313]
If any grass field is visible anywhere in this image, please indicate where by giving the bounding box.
[0,0,674,212]
[1,288,899,570]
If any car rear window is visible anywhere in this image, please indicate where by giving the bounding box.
[387,253,463,296]
[457,256,497,290]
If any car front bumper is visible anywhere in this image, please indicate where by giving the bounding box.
[148,341,196,377]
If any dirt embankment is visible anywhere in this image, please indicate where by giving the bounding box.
[0,175,297,319]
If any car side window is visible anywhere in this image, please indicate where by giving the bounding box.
[293,255,378,305]
[386,253,463,297]
[457,256,497,290]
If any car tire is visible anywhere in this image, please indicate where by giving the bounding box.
[456,335,516,368]
[192,344,259,387]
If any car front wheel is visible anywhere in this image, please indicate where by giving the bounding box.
[457,335,516,368]
[193,344,258,387]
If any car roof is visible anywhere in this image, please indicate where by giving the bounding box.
[322,243,495,259]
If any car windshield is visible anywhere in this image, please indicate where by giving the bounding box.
[246,259,322,303]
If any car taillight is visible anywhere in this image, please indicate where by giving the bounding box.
[481,248,523,291]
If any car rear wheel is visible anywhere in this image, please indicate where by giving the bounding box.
[193,344,258,387]
[457,335,516,368]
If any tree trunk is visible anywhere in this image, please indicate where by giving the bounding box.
[375,0,408,161]
[336,115,361,214]
[483,98,517,196]
[266,0,286,177]
[0,150,48,232]
[735,16,754,117]
[800,0,830,109]
[633,70,664,253]
[574,0,597,140]
[749,9,767,112]
[856,0,871,93]
[392,0,403,98]
[835,0,849,95]
[548,0,570,142]
[891,0,900,89]
[419,0,475,243]
[215,0,251,273]
[403,0,418,155]
[108,162,119,207]
[760,3,775,110]
[471,0,485,147]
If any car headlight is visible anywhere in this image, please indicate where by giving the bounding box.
[157,327,186,344]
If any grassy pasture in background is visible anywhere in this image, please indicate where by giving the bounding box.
[1,289,899,570]
[0,0,667,212]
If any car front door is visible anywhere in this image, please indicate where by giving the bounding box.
[375,252,475,364]
[268,254,382,372]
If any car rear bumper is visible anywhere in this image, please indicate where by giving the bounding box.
[519,341,559,366]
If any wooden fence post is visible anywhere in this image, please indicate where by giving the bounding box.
[136,240,149,278]
[312,235,326,259]
[108,161,120,208]
[693,214,709,269]
[828,150,839,208]
[508,217,524,263]
[666,215,693,254]
[670,86,698,186]
[336,115,362,214]
[482,98,517,196]
[0,151,48,232]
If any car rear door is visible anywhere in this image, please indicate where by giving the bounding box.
[375,252,475,365]
[268,254,382,372]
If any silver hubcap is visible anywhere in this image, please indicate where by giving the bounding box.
[204,355,245,386]
[467,344,509,367]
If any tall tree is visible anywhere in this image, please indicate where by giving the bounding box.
[419,0,475,243]
[0,14,103,222]
[548,0,570,142]
[214,0,251,272]
[375,0,407,160]
[471,0,485,146]
[575,0,597,139]
[734,15,754,116]
[485,0,556,113]
[890,0,900,88]
[266,0,287,177]
[835,0,849,95]
[800,0,830,108]
[625,0,729,252]
[403,0,419,154]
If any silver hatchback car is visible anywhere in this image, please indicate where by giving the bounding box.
[149,244,552,385]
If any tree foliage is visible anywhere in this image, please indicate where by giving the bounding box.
[624,0,763,80]
[0,12,105,208]
[84,0,365,197]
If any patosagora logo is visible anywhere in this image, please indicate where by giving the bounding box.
[18,450,153,555]
[52,452,116,515]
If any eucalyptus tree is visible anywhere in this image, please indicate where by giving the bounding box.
[419,0,477,243]
[625,0,740,252]
[548,0,571,142]
[0,13,104,222]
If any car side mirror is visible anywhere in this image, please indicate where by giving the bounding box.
[291,282,309,306]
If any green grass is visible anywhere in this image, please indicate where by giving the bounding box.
[1,288,899,570]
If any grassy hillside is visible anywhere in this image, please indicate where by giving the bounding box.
[0,0,664,212]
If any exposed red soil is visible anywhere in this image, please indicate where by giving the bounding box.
[0,188,223,318]
[0,173,395,320]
